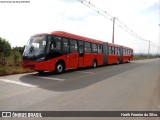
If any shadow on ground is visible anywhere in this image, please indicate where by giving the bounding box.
[19,62,145,92]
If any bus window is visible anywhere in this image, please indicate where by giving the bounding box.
[115,47,117,54]
[109,46,111,54]
[112,47,115,54]
[63,38,69,52]
[50,36,61,51]
[92,43,98,53]
[98,44,102,53]
[70,39,77,52]
[78,41,84,55]
[129,50,131,55]
[117,48,120,54]
[124,49,126,55]
[79,46,84,55]
[123,49,125,55]
[85,42,91,53]
[126,49,128,55]
[78,41,83,46]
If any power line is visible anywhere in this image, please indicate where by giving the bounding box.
[78,0,158,45]
[78,0,112,21]
[79,0,113,18]
[116,19,149,42]
[78,0,160,56]
[112,17,116,43]
[150,43,159,48]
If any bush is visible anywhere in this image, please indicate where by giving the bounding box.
[9,49,22,66]
[0,37,11,57]
[0,66,32,76]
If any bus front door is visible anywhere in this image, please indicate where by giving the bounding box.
[68,53,79,69]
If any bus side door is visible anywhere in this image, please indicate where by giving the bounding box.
[69,39,79,69]
[84,42,92,67]
[78,41,84,67]
[69,53,79,68]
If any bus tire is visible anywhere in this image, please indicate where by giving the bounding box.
[55,62,64,74]
[128,59,130,63]
[117,59,120,64]
[92,60,97,68]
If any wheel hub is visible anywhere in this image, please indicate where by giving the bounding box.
[57,65,62,72]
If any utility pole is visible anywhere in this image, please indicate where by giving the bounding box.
[157,46,159,57]
[112,17,116,43]
[158,24,160,57]
[148,40,150,59]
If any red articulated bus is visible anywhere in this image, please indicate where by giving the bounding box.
[22,31,133,74]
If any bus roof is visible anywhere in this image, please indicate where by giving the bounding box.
[108,42,121,47]
[33,31,133,50]
[122,46,133,50]
[107,43,133,50]
[51,31,104,44]
[33,33,48,37]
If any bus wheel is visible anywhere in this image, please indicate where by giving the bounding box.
[117,60,120,65]
[93,60,97,68]
[55,62,64,74]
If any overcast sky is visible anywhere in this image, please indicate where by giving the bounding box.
[0,0,159,54]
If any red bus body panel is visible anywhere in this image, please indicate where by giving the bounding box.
[108,54,120,64]
[122,46,134,63]
[84,53,93,67]
[22,31,134,72]
[22,60,51,71]
[93,53,103,65]
[78,57,84,67]
[107,43,121,64]
[68,53,79,69]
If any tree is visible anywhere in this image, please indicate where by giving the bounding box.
[13,46,25,55]
[0,37,11,57]
[10,48,22,66]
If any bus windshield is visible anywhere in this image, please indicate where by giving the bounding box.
[23,36,47,58]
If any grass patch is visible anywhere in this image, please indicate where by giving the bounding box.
[134,55,160,60]
[0,66,33,76]
[0,55,159,76]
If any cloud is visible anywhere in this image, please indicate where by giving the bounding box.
[141,2,159,14]
[59,0,77,3]
[0,0,159,54]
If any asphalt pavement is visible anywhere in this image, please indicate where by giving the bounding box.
[0,58,159,120]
